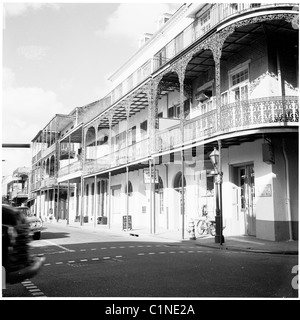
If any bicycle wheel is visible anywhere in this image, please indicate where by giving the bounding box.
[197,220,207,236]
[209,223,216,236]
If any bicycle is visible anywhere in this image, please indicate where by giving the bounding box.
[196,216,216,237]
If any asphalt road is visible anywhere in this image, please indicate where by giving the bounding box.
[2,222,298,299]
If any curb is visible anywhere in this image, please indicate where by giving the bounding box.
[194,243,298,255]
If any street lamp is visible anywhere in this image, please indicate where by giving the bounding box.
[209,145,225,245]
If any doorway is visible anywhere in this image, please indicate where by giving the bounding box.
[238,164,256,236]
[111,185,121,227]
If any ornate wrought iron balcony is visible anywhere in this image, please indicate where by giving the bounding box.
[157,96,299,153]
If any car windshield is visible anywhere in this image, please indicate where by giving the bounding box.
[18,207,34,217]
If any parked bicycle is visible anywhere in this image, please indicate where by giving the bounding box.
[195,205,216,237]
[196,215,216,236]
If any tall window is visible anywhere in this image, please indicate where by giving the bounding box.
[168,100,190,119]
[155,176,164,214]
[175,32,184,54]
[140,120,147,139]
[229,63,250,102]
[155,47,166,68]
[125,181,133,196]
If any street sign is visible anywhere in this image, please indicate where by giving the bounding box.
[143,169,159,184]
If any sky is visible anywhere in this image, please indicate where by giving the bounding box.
[1,1,182,179]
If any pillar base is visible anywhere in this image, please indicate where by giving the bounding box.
[214,235,225,244]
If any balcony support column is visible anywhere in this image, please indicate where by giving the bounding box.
[47,188,50,221]
[153,160,156,235]
[94,175,97,228]
[94,123,98,160]
[108,111,114,166]
[125,100,132,163]
[67,180,70,225]
[149,158,153,234]
[57,183,60,221]
[146,80,160,154]
[80,177,84,226]
[108,171,111,229]
[83,127,87,163]
[126,166,129,231]
[177,65,186,241]
[39,190,42,220]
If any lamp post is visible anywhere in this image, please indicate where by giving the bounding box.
[209,143,225,245]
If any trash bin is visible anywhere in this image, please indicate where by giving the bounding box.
[101,217,107,225]
[83,216,89,223]
[97,216,107,225]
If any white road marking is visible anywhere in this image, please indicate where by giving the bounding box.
[29,288,41,292]
[22,280,46,297]
[42,239,75,252]
[32,292,46,296]
[92,258,99,261]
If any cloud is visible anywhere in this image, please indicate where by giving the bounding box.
[95,3,180,43]
[4,3,60,17]
[17,45,49,61]
[2,67,69,144]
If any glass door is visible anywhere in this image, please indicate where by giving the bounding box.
[239,164,256,236]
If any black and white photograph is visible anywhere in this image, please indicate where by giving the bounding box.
[1,1,299,304]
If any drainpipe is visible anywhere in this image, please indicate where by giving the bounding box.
[282,138,293,241]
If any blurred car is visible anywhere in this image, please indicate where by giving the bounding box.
[15,206,43,240]
[2,204,45,285]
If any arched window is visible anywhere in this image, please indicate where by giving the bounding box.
[174,172,186,190]
[174,172,186,215]
[46,158,50,175]
[155,176,163,192]
[125,181,133,196]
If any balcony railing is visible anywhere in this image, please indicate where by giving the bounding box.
[83,138,150,174]
[30,181,41,191]
[41,143,56,159]
[40,176,57,188]
[82,96,298,175]
[11,188,28,199]
[153,3,294,72]
[156,96,298,153]
[58,160,82,178]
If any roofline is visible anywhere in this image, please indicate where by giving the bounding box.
[107,3,191,82]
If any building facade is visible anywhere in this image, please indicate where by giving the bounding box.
[30,3,299,241]
[2,167,30,207]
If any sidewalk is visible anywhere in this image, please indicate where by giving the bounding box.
[50,219,298,255]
